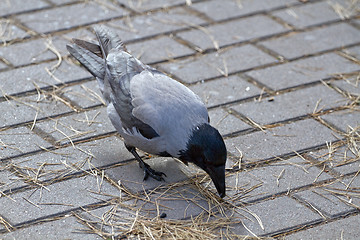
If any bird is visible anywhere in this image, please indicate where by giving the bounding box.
[66,26,227,198]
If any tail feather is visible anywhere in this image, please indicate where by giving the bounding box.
[66,43,105,79]
[93,25,127,57]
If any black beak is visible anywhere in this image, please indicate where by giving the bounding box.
[207,165,225,198]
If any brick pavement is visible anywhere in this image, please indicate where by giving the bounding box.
[0,0,359,239]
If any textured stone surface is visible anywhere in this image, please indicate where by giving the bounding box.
[246,53,360,91]
[0,127,52,160]
[231,84,347,125]
[16,2,126,34]
[0,0,49,17]
[127,36,194,64]
[160,44,276,83]
[103,7,206,42]
[176,15,288,50]
[189,74,263,108]
[0,20,29,43]
[227,156,332,203]
[1,216,101,240]
[238,196,322,236]
[332,76,360,97]
[285,215,360,240]
[272,1,341,28]
[320,109,360,133]
[0,60,91,97]
[225,119,338,162]
[190,0,298,21]
[260,23,360,59]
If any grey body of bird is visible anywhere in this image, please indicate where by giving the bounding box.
[67,26,227,198]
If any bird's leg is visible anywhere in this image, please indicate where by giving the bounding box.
[125,144,166,181]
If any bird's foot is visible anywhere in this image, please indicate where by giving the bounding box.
[139,162,166,181]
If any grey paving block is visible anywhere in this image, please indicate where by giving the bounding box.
[260,23,360,59]
[0,127,51,160]
[16,2,126,34]
[0,174,118,225]
[48,0,79,4]
[0,61,8,71]
[104,7,206,42]
[35,107,116,145]
[0,60,91,97]
[127,36,194,64]
[343,45,360,60]
[225,119,338,163]
[285,215,360,240]
[320,109,360,133]
[160,44,275,84]
[0,38,57,67]
[246,52,360,91]
[190,0,298,21]
[294,188,355,218]
[307,145,360,176]
[272,1,341,28]
[1,215,101,240]
[231,84,348,126]
[0,20,29,43]
[0,0,49,17]
[118,0,186,11]
[62,80,104,109]
[332,77,360,97]
[10,135,133,182]
[176,15,288,51]
[105,157,188,193]
[0,94,73,128]
[0,168,25,193]
[208,108,251,136]
[235,196,322,236]
[226,156,332,203]
[189,75,263,108]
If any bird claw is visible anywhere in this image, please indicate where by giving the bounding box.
[140,162,166,181]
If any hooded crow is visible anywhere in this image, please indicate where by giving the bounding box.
[66,26,227,198]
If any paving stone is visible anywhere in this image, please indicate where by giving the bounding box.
[343,45,360,60]
[0,60,91,97]
[235,196,322,236]
[331,77,360,97]
[231,84,347,125]
[48,0,80,4]
[0,0,49,17]
[307,145,360,176]
[35,107,116,145]
[0,61,8,71]
[105,157,188,193]
[225,119,338,163]
[11,135,133,182]
[16,2,126,34]
[190,0,298,21]
[0,94,73,128]
[176,15,288,51]
[285,215,360,240]
[0,127,51,160]
[0,174,118,225]
[0,168,25,193]
[62,80,104,109]
[246,52,360,91]
[127,185,210,220]
[260,23,360,59]
[1,216,101,240]
[0,20,29,43]
[160,44,275,84]
[0,38,57,67]
[320,109,360,133]
[226,156,332,203]
[294,187,355,218]
[127,36,194,64]
[208,108,251,136]
[104,7,206,42]
[272,1,341,28]
[189,75,263,108]
[118,0,186,12]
